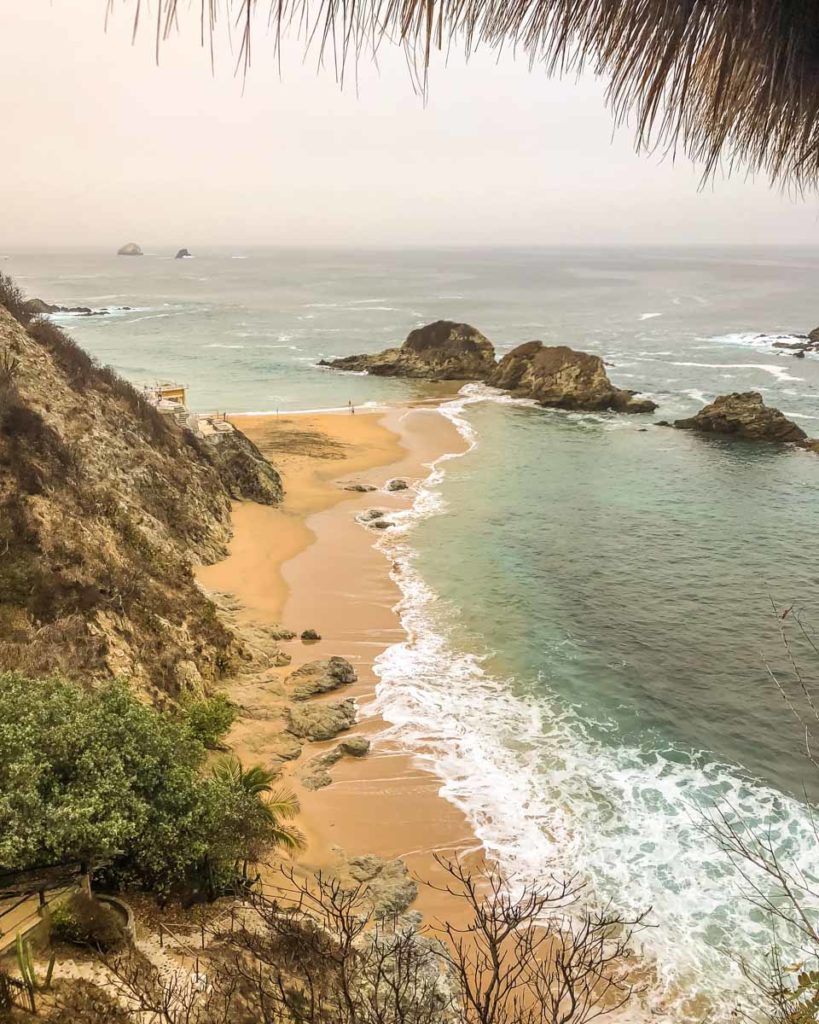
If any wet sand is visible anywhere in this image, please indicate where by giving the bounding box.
[197,404,479,921]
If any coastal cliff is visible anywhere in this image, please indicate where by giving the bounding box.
[0,293,282,697]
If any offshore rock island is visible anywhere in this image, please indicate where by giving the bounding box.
[322,318,658,413]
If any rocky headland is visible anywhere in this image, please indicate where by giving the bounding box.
[322,320,657,413]
[22,297,132,319]
[0,283,283,696]
[489,341,657,413]
[674,391,815,449]
[320,319,497,380]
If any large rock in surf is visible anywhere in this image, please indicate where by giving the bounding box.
[320,320,496,381]
[175,248,192,259]
[287,656,357,700]
[489,341,657,413]
[117,242,143,256]
[674,392,808,444]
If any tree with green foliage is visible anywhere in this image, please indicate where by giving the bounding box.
[184,692,237,749]
[0,673,300,898]
[210,756,304,878]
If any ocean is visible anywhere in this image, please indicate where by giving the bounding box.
[6,245,819,1019]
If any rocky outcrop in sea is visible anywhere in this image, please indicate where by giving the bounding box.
[117,242,143,256]
[22,298,132,319]
[320,320,496,380]
[175,248,192,259]
[489,341,657,413]
[674,391,810,445]
[322,321,656,413]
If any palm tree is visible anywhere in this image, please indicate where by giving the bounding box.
[211,756,305,877]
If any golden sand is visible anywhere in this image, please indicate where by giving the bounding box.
[197,404,480,919]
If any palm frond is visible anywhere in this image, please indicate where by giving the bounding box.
[263,787,301,821]
[110,0,819,190]
[268,819,307,852]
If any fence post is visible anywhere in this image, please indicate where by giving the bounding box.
[159,924,164,949]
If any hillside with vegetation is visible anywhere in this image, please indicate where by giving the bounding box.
[0,276,281,697]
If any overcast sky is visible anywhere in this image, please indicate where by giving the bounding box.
[1,1,818,249]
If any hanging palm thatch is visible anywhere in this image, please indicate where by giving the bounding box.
[107,1,819,189]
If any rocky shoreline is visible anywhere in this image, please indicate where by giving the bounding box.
[324,319,818,451]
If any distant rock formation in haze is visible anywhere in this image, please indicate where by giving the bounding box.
[175,248,192,259]
[117,242,143,256]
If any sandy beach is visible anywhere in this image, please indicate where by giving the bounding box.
[197,402,479,921]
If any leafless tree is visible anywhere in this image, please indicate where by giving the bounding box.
[427,856,647,1024]
[702,605,819,1023]
[92,858,645,1024]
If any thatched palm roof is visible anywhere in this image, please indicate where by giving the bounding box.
[112,0,819,189]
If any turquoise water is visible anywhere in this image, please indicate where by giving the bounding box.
[7,245,819,1018]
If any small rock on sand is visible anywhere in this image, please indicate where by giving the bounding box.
[301,629,321,642]
[386,479,409,492]
[338,735,370,757]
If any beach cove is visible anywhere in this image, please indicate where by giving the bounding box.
[12,244,819,1021]
[196,402,482,920]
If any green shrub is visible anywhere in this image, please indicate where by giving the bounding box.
[185,693,237,749]
[0,674,295,899]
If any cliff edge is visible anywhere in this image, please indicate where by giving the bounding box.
[0,286,282,698]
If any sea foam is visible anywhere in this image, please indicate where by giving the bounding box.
[362,385,819,1024]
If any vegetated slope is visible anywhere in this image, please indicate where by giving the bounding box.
[0,296,280,698]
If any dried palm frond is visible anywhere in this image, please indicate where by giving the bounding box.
[106,0,819,190]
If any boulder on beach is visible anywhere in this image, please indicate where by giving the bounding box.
[286,698,357,741]
[674,392,808,444]
[301,628,321,642]
[346,854,418,916]
[175,248,193,259]
[117,242,143,256]
[489,342,657,413]
[287,656,357,700]
[298,735,371,789]
[320,320,496,381]
[338,734,370,757]
[387,479,408,491]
